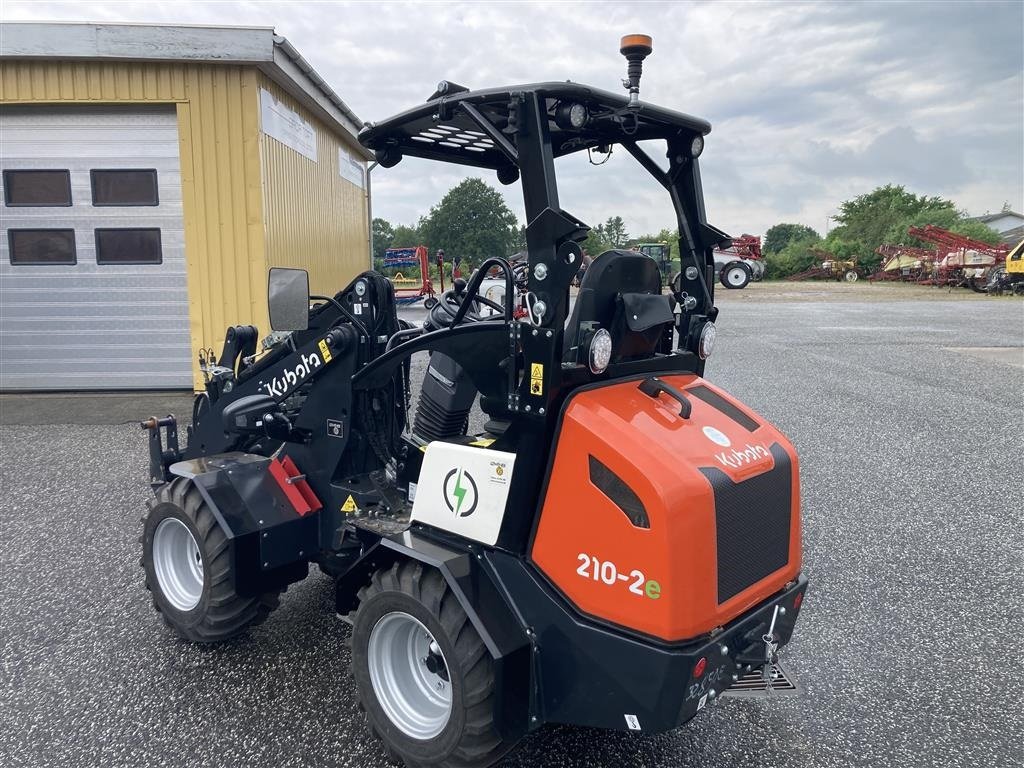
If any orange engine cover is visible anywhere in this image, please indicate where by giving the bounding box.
[531,374,801,642]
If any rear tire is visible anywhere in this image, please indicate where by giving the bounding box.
[141,477,282,642]
[350,561,517,768]
[844,269,859,282]
[720,262,751,289]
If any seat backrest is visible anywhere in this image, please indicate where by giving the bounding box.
[564,250,674,364]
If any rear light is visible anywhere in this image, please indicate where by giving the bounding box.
[794,592,804,611]
[693,657,707,678]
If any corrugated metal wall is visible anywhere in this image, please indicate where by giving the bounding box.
[1,60,266,389]
[0,104,191,389]
[258,75,368,296]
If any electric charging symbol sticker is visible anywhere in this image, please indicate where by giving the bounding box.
[443,467,479,517]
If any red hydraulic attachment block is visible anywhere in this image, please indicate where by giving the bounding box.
[268,456,322,517]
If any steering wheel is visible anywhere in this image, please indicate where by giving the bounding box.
[427,281,506,329]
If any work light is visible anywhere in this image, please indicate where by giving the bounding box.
[555,102,590,130]
[690,135,704,158]
[587,328,613,374]
[698,321,716,360]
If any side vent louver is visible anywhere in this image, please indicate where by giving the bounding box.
[588,456,649,529]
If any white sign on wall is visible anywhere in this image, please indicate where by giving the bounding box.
[260,88,317,162]
[338,146,365,188]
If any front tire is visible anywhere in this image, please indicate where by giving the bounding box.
[141,477,282,642]
[351,561,517,768]
[720,262,751,289]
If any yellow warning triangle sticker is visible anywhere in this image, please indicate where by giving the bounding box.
[341,495,358,513]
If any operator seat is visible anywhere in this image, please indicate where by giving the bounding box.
[563,249,675,365]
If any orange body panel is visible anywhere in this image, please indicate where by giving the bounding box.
[531,374,801,642]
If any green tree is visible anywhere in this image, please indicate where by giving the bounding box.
[829,184,954,255]
[391,223,422,248]
[765,235,822,278]
[632,228,678,246]
[882,208,1002,247]
[582,222,611,255]
[763,223,820,254]
[603,215,629,248]
[372,217,395,262]
[419,178,519,266]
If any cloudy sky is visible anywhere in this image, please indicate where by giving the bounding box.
[5,1,1022,240]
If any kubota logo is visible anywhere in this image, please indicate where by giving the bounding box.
[715,443,771,469]
[258,351,323,397]
[443,467,478,517]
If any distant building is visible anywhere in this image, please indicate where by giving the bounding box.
[1,22,372,390]
[970,209,1024,243]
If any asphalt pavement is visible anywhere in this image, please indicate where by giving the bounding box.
[1,290,1022,768]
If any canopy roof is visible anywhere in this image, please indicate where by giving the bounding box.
[359,81,711,170]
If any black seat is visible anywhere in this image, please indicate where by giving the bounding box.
[563,249,674,364]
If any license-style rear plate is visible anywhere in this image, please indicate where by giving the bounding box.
[721,662,799,698]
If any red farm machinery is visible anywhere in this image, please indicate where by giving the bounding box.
[714,234,765,284]
[872,225,1010,291]
[383,245,445,306]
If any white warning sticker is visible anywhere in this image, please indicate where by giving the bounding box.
[624,714,641,730]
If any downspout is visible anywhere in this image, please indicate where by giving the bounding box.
[366,161,378,270]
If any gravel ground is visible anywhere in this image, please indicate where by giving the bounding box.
[1,294,1022,768]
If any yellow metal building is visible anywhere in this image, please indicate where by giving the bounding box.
[0,22,371,390]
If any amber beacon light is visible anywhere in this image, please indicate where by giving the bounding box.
[619,34,654,107]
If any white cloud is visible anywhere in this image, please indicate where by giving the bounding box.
[3,0,1021,239]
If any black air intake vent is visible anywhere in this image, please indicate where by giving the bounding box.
[589,456,649,528]
[700,443,791,603]
[689,385,760,432]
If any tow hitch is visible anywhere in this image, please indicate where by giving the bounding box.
[141,415,180,486]
[723,605,799,698]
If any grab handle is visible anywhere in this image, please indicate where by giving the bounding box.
[638,377,692,419]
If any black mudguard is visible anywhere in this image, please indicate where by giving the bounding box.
[337,529,536,740]
[169,452,316,596]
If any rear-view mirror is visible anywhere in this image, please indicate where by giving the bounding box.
[268,267,310,332]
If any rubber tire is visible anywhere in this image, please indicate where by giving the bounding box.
[350,561,517,768]
[141,477,283,643]
[720,262,751,290]
[844,270,859,282]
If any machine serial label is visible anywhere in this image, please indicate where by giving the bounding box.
[576,553,661,599]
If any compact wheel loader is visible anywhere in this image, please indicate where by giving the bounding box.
[140,35,807,768]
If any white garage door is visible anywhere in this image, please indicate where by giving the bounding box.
[0,104,191,390]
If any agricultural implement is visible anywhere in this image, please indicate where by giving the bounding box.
[785,247,861,282]
[384,245,445,306]
[715,234,765,285]
[139,35,807,768]
[873,225,1010,291]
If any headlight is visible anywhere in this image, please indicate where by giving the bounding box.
[690,135,704,158]
[698,321,716,360]
[587,328,613,374]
